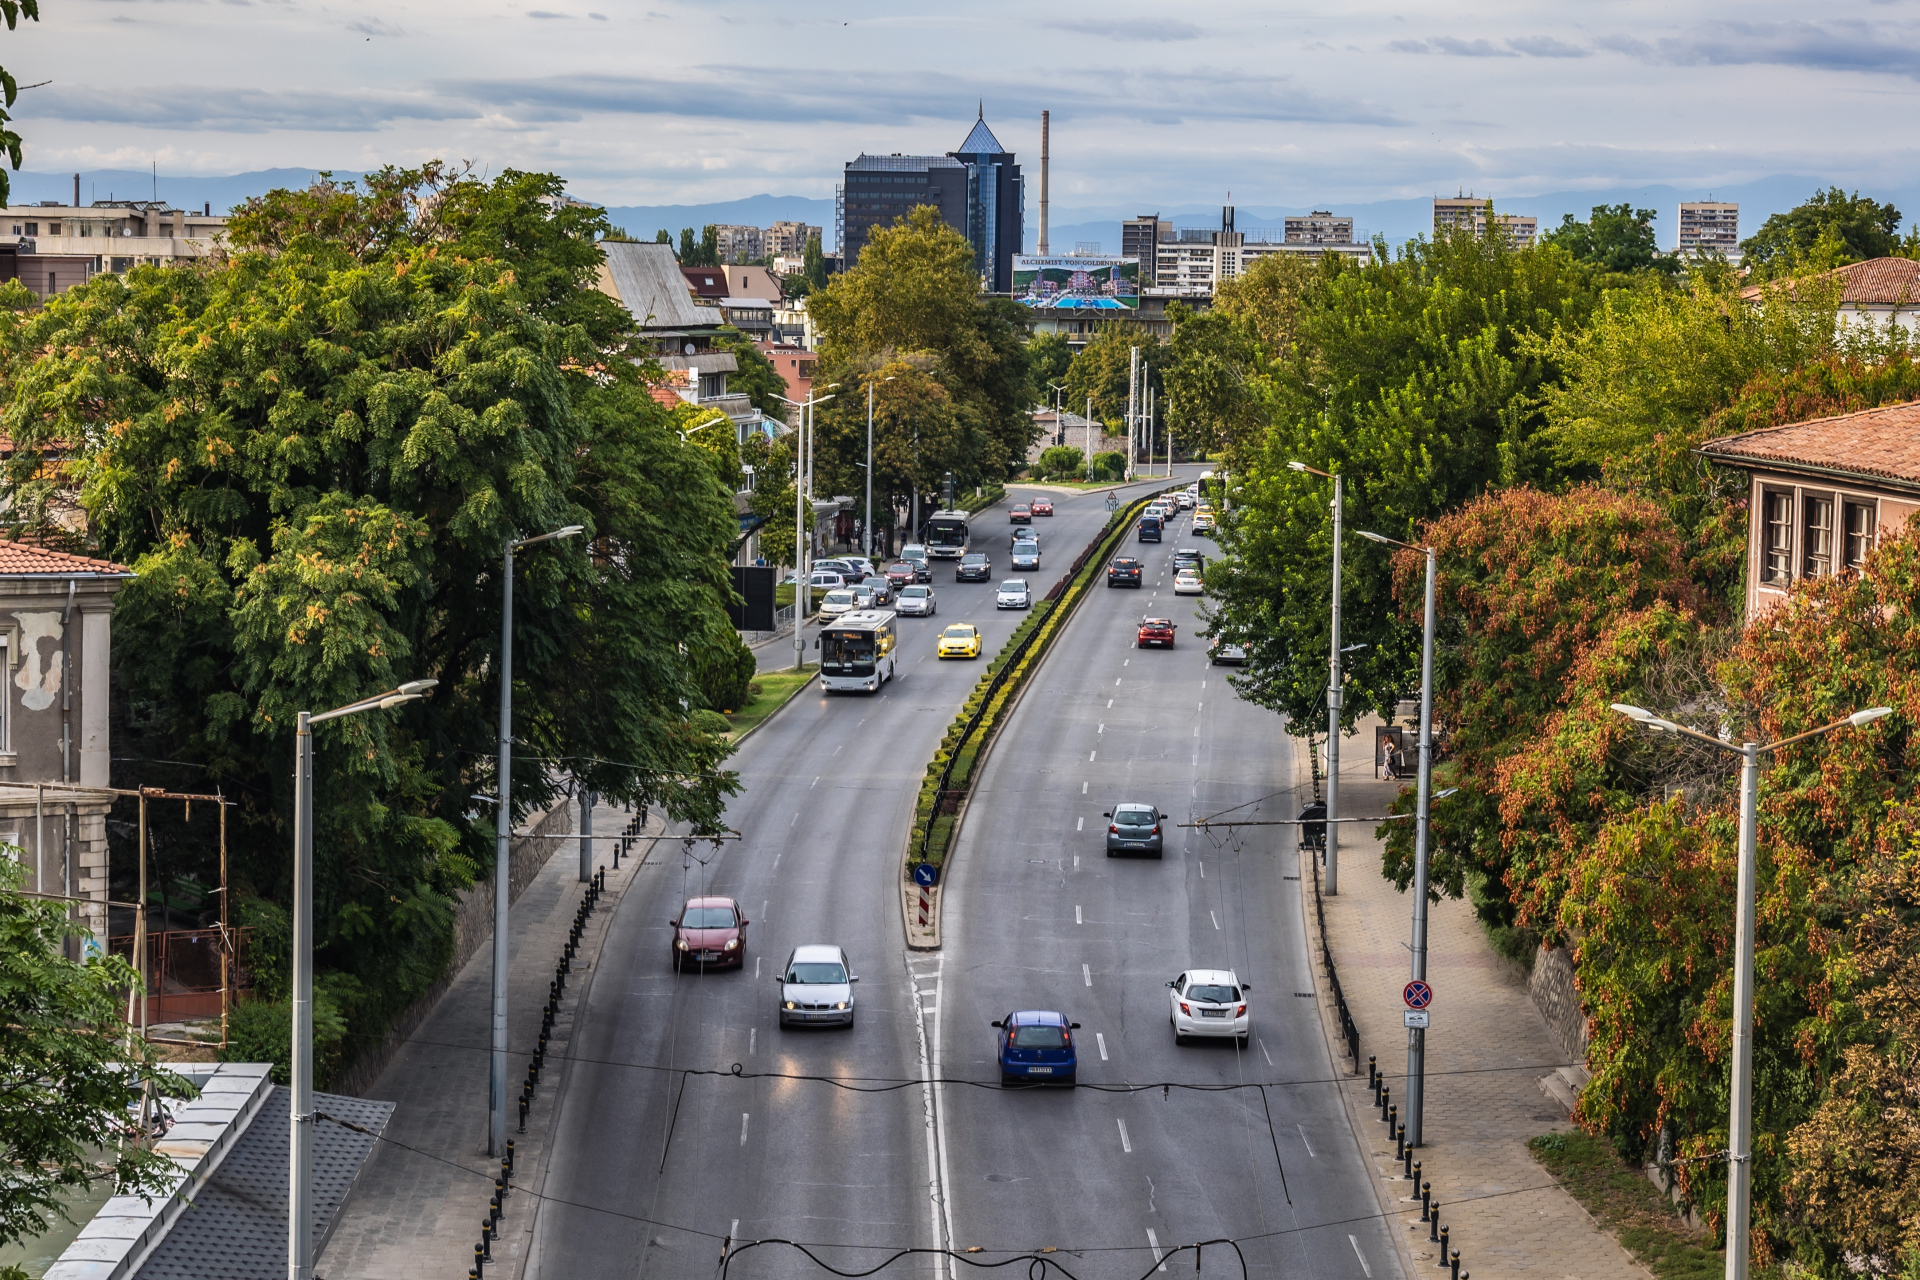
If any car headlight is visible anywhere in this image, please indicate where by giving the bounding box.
[785,1001,796,1010]
[834,1001,848,1010]
[724,938,739,950]
[675,938,688,950]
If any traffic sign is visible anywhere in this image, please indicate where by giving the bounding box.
[912,863,940,888]
[1404,1009,1430,1029]
[1403,980,1433,1010]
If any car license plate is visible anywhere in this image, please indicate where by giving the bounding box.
[1028,1066,1054,1074]
[1125,842,1143,848]
[1202,1009,1228,1018]
[697,952,719,961]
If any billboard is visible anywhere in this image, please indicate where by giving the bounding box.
[1012,255,1140,311]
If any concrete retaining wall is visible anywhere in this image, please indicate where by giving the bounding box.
[1529,944,1590,1064]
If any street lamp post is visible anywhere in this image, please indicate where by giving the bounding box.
[1361,529,1436,1146]
[773,388,837,671]
[1086,396,1095,483]
[1291,460,1344,894]
[289,679,438,1280]
[490,524,583,1163]
[1611,700,1892,1280]
[865,375,894,560]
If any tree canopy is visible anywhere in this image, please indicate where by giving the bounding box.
[1541,204,1677,275]
[1741,186,1905,274]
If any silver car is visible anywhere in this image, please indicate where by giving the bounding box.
[996,578,1031,609]
[1010,544,1041,572]
[896,584,936,616]
[777,944,858,1027]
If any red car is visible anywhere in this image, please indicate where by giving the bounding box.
[1010,504,1032,523]
[1030,498,1054,517]
[885,562,917,587]
[669,896,749,970]
[1137,617,1177,648]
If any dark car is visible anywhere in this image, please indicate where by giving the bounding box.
[1030,498,1054,516]
[1105,803,1165,857]
[885,561,917,588]
[1107,557,1142,588]
[1137,617,1177,648]
[823,558,869,584]
[1010,504,1032,524]
[862,577,894,605]
[670,896,749,970]
[993,1010,1081,1085]
[956,552,992,582]
[1138,515,1163,543]
[1171,548,1207,573]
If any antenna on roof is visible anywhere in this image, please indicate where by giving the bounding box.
[978,99,984,120]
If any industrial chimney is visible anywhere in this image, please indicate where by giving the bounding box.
[73,173,79,207]
[1038,110,1050,256]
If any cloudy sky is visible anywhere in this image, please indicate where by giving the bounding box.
[13,1,1920,212]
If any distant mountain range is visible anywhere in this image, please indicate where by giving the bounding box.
[12,168,1916,257]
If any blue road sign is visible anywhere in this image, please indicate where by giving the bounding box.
[1403,980,1433,1010]
[913,863,940,888]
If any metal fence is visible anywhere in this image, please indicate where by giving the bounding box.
[108,926,253,1023]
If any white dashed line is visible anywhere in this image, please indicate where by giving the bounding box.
[1115,677,1122,685]
[740,1113,751,1146]
[1297,1123,1316,1156]
[1260,1038,1275,1067]
[811,776,819,788]
[1193,726,1199,736]
[1107,698,1113,708]
[1077,817,1084,831]
[755,957,761,979]
[1076,904,1083,924]
[1210,911,1220,930]
[1098,723,1105,734]
[1117,1119,1132,1153]
[1082,963,1092,986]
[1198,863,1205,879]
[1074,855,1080,868]
[1089,750,1097,761]
[1146,1228,1166,1272]
[1097,1033,1109,1061]
[1082,781,1088,794]
[1348,1236,1371,1278]
[749,1028,756,1054]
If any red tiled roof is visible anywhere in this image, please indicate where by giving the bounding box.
[1740,256,1920,307]
[1698,399,1920,489]
[0,539,133,575]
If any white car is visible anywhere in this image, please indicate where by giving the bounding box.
[1173,568,1203,595]
[818,589,856,619]
[1191,509,1216,533]
[808,570,846,590]
[1175,491,1195,509]
[1168,969,1250,1044]
[1209,638,1247,666]
[996,578,1032,609]
[777,943,858,1028]
[896,584,936,616]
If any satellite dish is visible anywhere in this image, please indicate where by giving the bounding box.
[684,343,696,355]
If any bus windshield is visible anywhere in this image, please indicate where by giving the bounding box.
[925,517,968,548]
[821,630,877,676]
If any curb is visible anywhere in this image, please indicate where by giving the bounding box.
[726,667,819,748]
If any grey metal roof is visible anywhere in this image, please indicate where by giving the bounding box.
[847,154,965,171]
[600,240,723,330]
[134,1086,393,1280]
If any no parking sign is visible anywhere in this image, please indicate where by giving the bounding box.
[1403,980,1433,1010]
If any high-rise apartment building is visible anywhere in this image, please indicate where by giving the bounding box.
[712,224,766,264]
[766,221,821,258]
[1677,202,1739,259]
[840,109,1024,292]
[1122,215,1173,283]
[1432,196,1537,248]
[1285,211,1354,244]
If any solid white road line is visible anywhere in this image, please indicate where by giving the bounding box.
[740,1113,750,1146]
[910,956,956,1275]
[1298,1123,1317,1157]
[1348,1236,1372,1278]
[1210,911,1220,930]
[1097,1033,1108,1060]
[1076,905,1083,924]
[1083,963,1092,986]
[1117,1118,1132,1153]
[1146,1228,1166,1272]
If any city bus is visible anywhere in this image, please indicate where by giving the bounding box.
[816,610,898,693]
[923,510,971,561]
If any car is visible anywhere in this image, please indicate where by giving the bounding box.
[1030,498,1054,517]
[1173,568,1203,596]
[1138,617,1177,647]
[937,622,982,658]
[1192,507,1216,533]
[850,583,880,610]
[1209,637,1247,665]
[776,944,858,1028]
[1010,504,1032,524]
[1107,557,1143,588]
[670,896,748,970]
[993,1010,1081,1085]
[997,579,1032,609]
[1104,802,1166,857]
[819,558,868,584]
[1168,969,1250,1045]
[897,584,936,616]
[807,570,846,591]
[900,546,933,583]
[1010,544,1041,571]
[819,588,857,618]
[1174,492,1195,509]
[956,552,992,583]
[1171,548,1207,572]
[1146,502,1171,521]
[861,577,894,606]
[1137,515,1163,543]
[885,561,917,588]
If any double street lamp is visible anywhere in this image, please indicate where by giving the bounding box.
[1289,460,1345,894]
[863,375,895,559]
[289,679,439,1280]
[773,387,837,672]
[1611,699,1890,1280]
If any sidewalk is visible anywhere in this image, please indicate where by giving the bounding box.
[1300,718,1648,1280]
[320,798,661,1280]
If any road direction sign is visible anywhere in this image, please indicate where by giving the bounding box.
[912,863,940,888]
[1403,980,1433,1010]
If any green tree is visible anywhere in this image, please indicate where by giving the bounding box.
[810,363,970,548]
[1742,187,1904,275]
[679,227,697,264]
[1028,330,1072,389]
[700,225,720,268]
[804,232,828,292]
[1036,445,1082,479]
[0,166,743,1083]
[1,859,188,1256]
[654,229,671,244]
[1064,321,1161,433]
[707,325,787,417]
[0,0,41,209]
[1541,204,1677,275]
[742,432,805,565]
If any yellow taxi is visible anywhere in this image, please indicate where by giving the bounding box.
[1192,505,1216,533]
[937,623,984,659]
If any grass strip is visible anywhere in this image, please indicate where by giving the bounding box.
[1528,1131,1724,1280]
[724,665,818,741]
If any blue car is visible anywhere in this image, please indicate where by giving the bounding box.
[992,1010,1081,1086]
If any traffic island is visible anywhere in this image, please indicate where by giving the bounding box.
[724,664,818,744]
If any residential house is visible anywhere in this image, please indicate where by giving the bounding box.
[760,343,817,408]
[1740,257,1920,339]
[1698,399,1920,620]
[722,265,784,302]
[681,266,730,301]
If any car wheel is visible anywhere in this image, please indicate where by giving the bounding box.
[1154,850,1164,860]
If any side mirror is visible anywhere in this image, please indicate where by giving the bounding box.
[990,1019,1004,1028]
[850,975,860,982]
[1102,811,1112,818]
[668,919,678,926]
[1240,983,1252,992]
[814,637,820,648]
[1069,1022,1082,1029]
[774,976,784,983]
[739,920,750,927]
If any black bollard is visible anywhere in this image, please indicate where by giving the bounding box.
[489,1194,500,1225]
[1396,1122,1406,1161]
[1450,1251,1460,1280]
[1368,1055,1377,1090]
[1388,1103,1398,1134]
[1380,1084,1390,1121]
[496,1176,508,1205]
[506,1139,515,1174]
[517,1094,528,1133]
[481,1221,493,1260]
[474,1242,485,1277]
[1428,1204,1440,1243]
[1403,1140,1414,1178]
[1420,1182,1431,1222]
[1437,1224,1448,1258]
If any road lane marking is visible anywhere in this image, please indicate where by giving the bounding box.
[833,743,843,755]
[755,957,761,979]
[749,1028,756,1054]
[1198,863,1204,879]
[1348,1236,1371,1277]
[1097,1033,1109,1060]
[1089,750,1097,761]
[909,956,956,1269]
[1297,1123,1316,1156]
[1117,1118,1132,1153]
[1074,855,1080,867]
[1083,963,1092,986]
[1082,781,1088,794]
[1077,817,1084,831]
[1210,910,1220,930]
[732,1218,739,1241]
[1098,723,1104,733]
[772,854,780,869]
[1076,905,1083,924]
[790,812,799,828]
[1124,659,1130,666]
[740,1113,750,1146]
[1198,701,1203,711]
[1115,678,1122,685]
[1193,726,1199,736]
[1202,680,1207,689]
[1260,1038,1275,1066]
[1146,1228,1166,1272]
[1107,698,1113,708]
[811,776,819,788]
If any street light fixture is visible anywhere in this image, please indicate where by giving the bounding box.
[487,524,583,1167]
[289,679,437,1280]
[1291,459,1345,895]
[1611,699,1892,1280]
[773,390,837,671]
[1360,526,1438,1147]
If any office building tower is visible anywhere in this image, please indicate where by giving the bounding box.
[841,108,1024,292]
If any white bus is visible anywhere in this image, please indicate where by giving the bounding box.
[923,510,971,560]
[816,610,898,693]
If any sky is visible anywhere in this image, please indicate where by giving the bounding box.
[13,1,1920,219]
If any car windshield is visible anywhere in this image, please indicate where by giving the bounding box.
[1013,549,1037,560]
[1000,581,1027,591]
[903,586,930,597]
[824,591,853,604]
[681,906,736,928]
[1115,809,1154,825]
[1011,1025,1068,1048]
[962,554,987,565]
[943,626,974,639]
[1187,984,1240,1004]
[787,962,847,984]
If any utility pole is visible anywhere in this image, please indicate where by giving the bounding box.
[578,788,593,884]
[866,379,875,561]
[775,387,836,671]
[1327,472,1344,895]
[1086,396,1094,482]
[1127,346,1138,482]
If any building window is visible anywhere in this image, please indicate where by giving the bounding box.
[1803,494,1834,578]
[23,222,35,236]
[1844,501,1877,570]
[1763,491,1794,585]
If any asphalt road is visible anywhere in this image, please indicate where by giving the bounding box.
[936,504,1404,1278]
[526,472,1203,1280]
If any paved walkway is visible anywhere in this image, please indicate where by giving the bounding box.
[1300,718,1649,1280]
[320,798,662,1280]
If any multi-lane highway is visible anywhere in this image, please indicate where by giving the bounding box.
[525,475,1398,1280]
